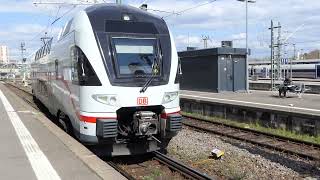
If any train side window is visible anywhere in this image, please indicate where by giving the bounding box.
[47,38,52,54]
[175,58,182,84]
[40,47,44,58]
[55,59,59,79]
[71,47,79,84]
[62,19,73,37]
[71,46,101,86]
[43,45,47,56]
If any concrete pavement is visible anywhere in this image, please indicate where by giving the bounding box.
[0,83,125,180]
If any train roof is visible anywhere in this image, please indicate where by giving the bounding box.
[85,3,160,19]
[84,3,169,34]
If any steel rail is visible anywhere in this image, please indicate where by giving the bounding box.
[152,151,214,180]
[183,115,320,161]
[107,161,136,180]
[183,114,320,148]
[4,82,39,110]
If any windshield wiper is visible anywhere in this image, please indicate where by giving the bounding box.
[140,52,162,93]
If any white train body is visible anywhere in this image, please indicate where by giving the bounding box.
[250,64,320,79]
[31,4,182,156]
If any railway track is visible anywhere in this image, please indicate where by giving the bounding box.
[183,114,320,161]
[4,82,39,110]
[108,151,213,180]
[5,82,215,180]
[152,151,213,180]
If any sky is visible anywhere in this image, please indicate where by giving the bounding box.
[0,0,320,62]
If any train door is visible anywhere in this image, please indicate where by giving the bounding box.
[317,65,320,79]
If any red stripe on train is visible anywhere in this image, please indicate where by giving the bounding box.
[79,115,117,123]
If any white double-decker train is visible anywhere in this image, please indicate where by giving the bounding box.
[31,4,182,156]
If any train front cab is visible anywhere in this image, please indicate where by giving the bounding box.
[72,5,182,156]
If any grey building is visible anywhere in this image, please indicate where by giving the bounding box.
[178,47,247,92]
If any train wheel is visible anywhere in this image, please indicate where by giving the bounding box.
[58,112,74,136]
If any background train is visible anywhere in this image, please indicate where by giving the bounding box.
[249,61,320,79]
[31,4,182,156]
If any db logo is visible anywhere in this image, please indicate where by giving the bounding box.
[137,97,148,105]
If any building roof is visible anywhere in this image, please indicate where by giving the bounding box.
[178,47,247,58]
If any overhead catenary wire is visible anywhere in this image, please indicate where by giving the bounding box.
[49,6,62,34]
[27,5,77,43]
[147,8,179,15]
[291,40,320,44]
[50,5,77,25]
[27,6,56,42]
[162,0,217,18]
[33,1,100,6]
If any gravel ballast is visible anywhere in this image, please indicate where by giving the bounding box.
[167,127,319,180]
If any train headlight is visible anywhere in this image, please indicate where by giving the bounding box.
[109,96,117,106]
[122,14,131,21]
[92,94,118,106]
[162,91,179,104]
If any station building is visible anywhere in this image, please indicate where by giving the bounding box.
[178,43,247,92]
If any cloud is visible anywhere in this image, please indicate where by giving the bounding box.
[1,0,320,60]
[138,0,319,57]
[0,23,61,60]
[0,0,106,14]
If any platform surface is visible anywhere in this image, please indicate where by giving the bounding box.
[0,83,125,180]
[180,90,320,117]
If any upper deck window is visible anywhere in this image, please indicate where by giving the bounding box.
[105,21,158,34]
[62,19,73,37]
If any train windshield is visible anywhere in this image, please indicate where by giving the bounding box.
[112,37,158,77]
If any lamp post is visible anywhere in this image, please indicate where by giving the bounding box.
[237,0,256,92]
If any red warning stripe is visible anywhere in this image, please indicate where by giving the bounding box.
[160,111,181,119]
[79,115,117,123]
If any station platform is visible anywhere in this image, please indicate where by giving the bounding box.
[180,90,320,117]
[0,83,125,180]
